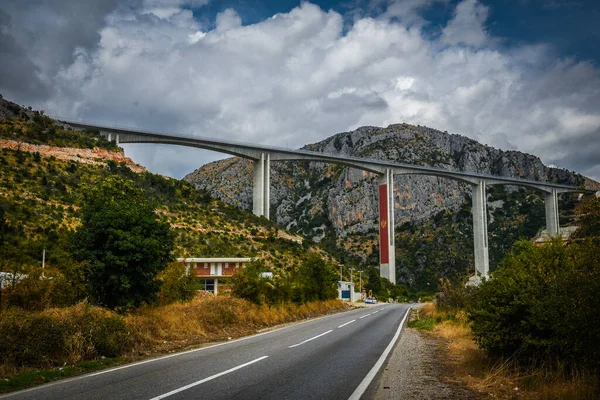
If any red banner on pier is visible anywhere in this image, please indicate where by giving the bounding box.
[379,184,389,264]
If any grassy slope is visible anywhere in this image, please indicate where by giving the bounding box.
[0,112,333,277]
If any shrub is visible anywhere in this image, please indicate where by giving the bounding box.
[5,266,78,311]
[469,238,600,369]
[91,316,131,357]
[436,278,474,317]
[294,253,338,303]
[230,260,270,305]
[157,262,200,305]
[0,303,132,367]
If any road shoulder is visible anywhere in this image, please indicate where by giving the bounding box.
[365,311,481,399]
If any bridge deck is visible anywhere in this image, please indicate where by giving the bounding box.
[59,118,593,194]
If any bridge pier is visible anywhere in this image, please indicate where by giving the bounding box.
[378,169,396,284]
[252,153,270,219]
[472,180,489,279]
[545,189,559,236]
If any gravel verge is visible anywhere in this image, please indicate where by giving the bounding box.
[364,314,481,399]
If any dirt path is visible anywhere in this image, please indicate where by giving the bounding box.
[365,324,481,399]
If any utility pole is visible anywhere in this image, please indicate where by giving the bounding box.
[358,270,363,293]
[339,265,343,281]
[349,267,355,302]
[42,248,45,269]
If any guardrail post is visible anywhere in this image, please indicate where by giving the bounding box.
[471,180,489,280]
[545,189,559,236]
[378,168,395,284]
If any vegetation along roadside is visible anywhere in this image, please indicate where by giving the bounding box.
[408,195,600,399]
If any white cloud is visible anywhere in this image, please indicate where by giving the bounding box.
[142,0,209,20]
[215,9,242,33]
[394,76,415,91]
[21,0,599,182]
[188,30,206,43]
[381,0,447,27]
[442,0,489,47]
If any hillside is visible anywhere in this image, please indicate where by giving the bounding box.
[184,123,599,288]
[0,97,327,282]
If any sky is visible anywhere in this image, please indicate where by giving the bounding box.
[1,0,599,181]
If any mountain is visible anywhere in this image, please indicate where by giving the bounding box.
[184,123,599,287]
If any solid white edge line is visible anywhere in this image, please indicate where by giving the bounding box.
[337,319,356,328]
[359,313,371,319]
[348,307,411,400]
[149,356,269,400]
[288,330,333,348]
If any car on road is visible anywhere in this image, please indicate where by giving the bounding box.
[364,297,378,304]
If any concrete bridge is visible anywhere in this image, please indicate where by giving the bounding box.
[60,119,592,284]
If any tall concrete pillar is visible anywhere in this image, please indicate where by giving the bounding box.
[545,189,559,236]
[252,153,270,219]
[264,153,270,220]
[471,181,489,279]
[378,169,396,284]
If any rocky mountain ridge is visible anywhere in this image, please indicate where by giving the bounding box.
[185,123,595,238]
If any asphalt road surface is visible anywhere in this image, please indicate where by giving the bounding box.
[2,303,410,400]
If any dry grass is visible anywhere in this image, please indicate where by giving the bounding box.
[417,303,599,399]
[126,295,346,354]
[0,296,346,379]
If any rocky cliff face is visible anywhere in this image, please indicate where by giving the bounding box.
[185,123,591,236]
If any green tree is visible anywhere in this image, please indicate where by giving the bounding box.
[364,266,381,297]
[71,176,174,310]
[295,253,338,302]
[157,262,200,305]
[573,195,600,238]
[230,260,269,304]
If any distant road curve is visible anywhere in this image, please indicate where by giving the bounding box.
[1,304,410,400]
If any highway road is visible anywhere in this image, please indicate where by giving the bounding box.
[2,303,410,400]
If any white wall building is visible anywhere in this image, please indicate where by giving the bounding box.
[176,257,253,294]
[337,281,362,302]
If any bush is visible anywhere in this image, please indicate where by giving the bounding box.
[5,266,79,311]
[157,262,200,305]
[0,303,133,367]
[230,260,270,305]
[468,238,600,369]
[231,255,338,305]
[436,278,474,316]
[294,253,338,303]
[92,316,131,357]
